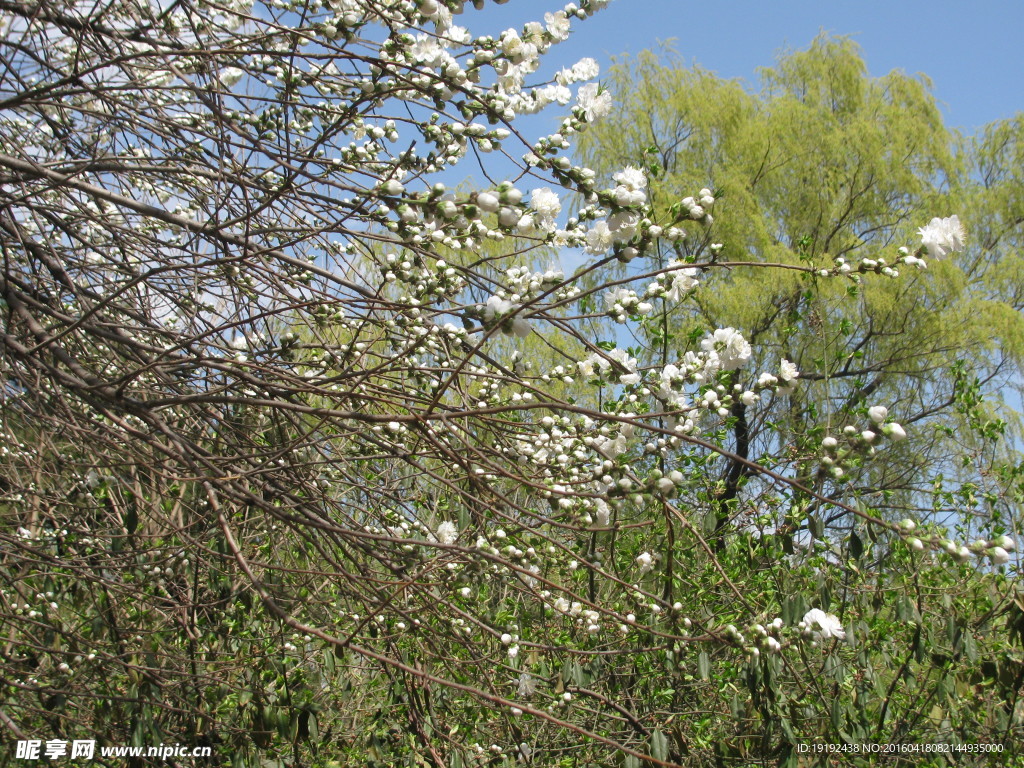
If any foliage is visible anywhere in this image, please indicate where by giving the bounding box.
[0,4,1021,768]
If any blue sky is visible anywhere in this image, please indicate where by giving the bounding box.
[473,0,1023,134]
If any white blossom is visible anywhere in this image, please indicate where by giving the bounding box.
[535,83,572,107]
[612,166,646,192]
[918,215,966,260]
[802,608,845,641]
[544,10,571,41]
[218,67,244,87]
[556,57,599,85]
[576,82,612,122]
[779,359,799,382]
[701,328,751,370]
[607,210,639,240]
[664,262,699,301]
[530,187,562,230]
[435,521,458,545]
[585,220,614,254]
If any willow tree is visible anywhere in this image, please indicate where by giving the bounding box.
[578,36,1024,544]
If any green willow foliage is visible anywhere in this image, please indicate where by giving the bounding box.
[578,37,1024,533]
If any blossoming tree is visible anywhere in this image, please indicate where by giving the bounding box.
[0,2,1020,766]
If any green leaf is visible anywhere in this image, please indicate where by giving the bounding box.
[702,510,718,536]
[649,730,669,762]
[780,717,797,744]
[849,531,863,559]
[964,632,978,662]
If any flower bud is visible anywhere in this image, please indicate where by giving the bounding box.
[994,535,1016,552]
[989,546,1011,565]
[476,191,499,212]
[867,405,888,423]
[883,423,907,441]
